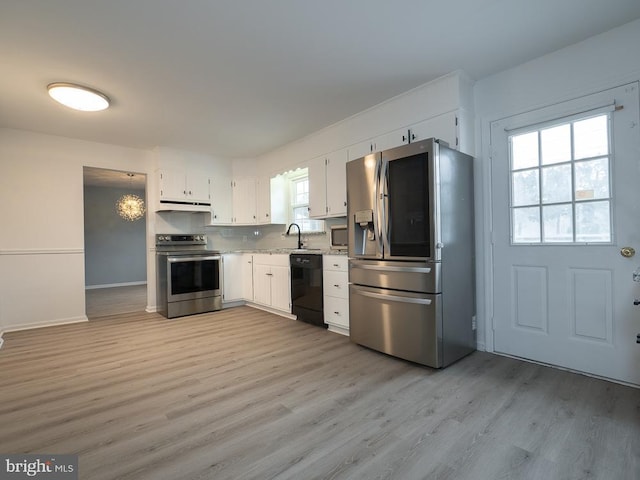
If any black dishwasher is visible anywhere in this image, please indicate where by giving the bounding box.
[290,254,325,328]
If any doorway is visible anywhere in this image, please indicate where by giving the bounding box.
[83,167,148,318]
[489,83,640,386]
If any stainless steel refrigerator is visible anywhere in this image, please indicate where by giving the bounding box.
[347,138,475,368]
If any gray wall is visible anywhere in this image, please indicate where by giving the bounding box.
[84,185,147,287]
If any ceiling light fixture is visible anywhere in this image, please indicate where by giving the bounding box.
[47,82,110,111]
[116,174,145,221]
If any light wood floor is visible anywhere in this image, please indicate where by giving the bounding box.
[85,284,147,318]
[0,307,638,480]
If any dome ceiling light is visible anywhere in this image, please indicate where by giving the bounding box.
[47,82,110,112]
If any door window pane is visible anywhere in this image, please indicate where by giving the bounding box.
[574,115,608,160]
[575,158,609,200]
[541,164,572,203]
[541,124,571,165]
[542,204,573,242]
[513,207,541,243]
[511,132,539,170]
[576,201,611,242]
[512,169,539,206]
[509,112,612,244]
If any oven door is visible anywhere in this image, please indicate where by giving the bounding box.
[166,254,221,302]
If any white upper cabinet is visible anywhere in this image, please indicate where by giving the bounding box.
[308,155,327,219]
[157,168,211,210]
[308,149,348,219]
[348,139,376,161]
[257,175,287,225]
[210,175,233,224]
[231,177,257,224]
[325,150,347,217]
[407,111,462,150]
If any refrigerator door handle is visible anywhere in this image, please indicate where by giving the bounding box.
[374,157,384,254]
[351,264,432,274]
[354,289,433,306]
[380,159,391,256]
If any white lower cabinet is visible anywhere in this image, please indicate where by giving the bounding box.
[222,253,254,304]
[323,255,349,335]
[252,254,291,314]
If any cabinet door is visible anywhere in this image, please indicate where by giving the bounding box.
[348,139,375,161]
[373,127,410,152]
[308,155,327,219]
[158,169,186,202]
[222,254,243,303]
[324,296,349,329]
[270,265,291,312]
[210,176,233,224]
[187,173,211,204]
[252,263,272,306]
[232,178,257,224]
[325,149,348,217]
[241,254,254,301]
[409,111,458,148]
[323,270,348,300]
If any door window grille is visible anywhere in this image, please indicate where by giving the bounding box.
[509,112,612,244]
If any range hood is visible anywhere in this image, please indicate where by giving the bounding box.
[155,200,211,213]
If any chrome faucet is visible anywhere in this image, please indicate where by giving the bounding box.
[286,223,303,249]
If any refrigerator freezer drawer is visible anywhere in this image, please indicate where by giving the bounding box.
[349,259,441,294]
[349,284,443,368]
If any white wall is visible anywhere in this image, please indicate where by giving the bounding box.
[254,71,473,176]
[473,18,640,351]
[0,129,154,330]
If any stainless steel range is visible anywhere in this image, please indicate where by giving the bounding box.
[155,234,222,318]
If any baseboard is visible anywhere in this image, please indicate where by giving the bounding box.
[247,303,296,320]
[222,300,245,309]
[2,316,88,333]
[85,281,147,290]
[145,305,158,313]
[0,330,4,350]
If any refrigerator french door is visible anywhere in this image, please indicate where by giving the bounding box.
[347,138,475,368]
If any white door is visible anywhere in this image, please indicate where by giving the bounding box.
[222,254,243,303]
[490,83,640,386]
[270,265,291,312]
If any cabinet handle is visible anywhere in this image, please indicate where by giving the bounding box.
[334,311,340,315]
[334,284,340,288]
[266,273,273,276]
[333,264,339,267]
[266,213,269,217]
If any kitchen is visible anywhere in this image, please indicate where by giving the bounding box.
[1,2,640,478]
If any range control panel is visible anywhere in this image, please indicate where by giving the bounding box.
[155,234,206,246]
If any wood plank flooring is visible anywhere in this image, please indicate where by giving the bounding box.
[0,307,638,479]
[85,284,147,318]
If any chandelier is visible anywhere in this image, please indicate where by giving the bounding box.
[116,174,145,221]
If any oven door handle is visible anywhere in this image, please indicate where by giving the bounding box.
[168,255,221,263]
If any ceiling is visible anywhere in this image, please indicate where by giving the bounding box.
[2,1,640,160]
[83,167,146,189]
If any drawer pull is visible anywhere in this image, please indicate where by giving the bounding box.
[334,284,340,288]
[334,311,340,315]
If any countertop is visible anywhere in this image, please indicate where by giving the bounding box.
[221,248,347,256]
